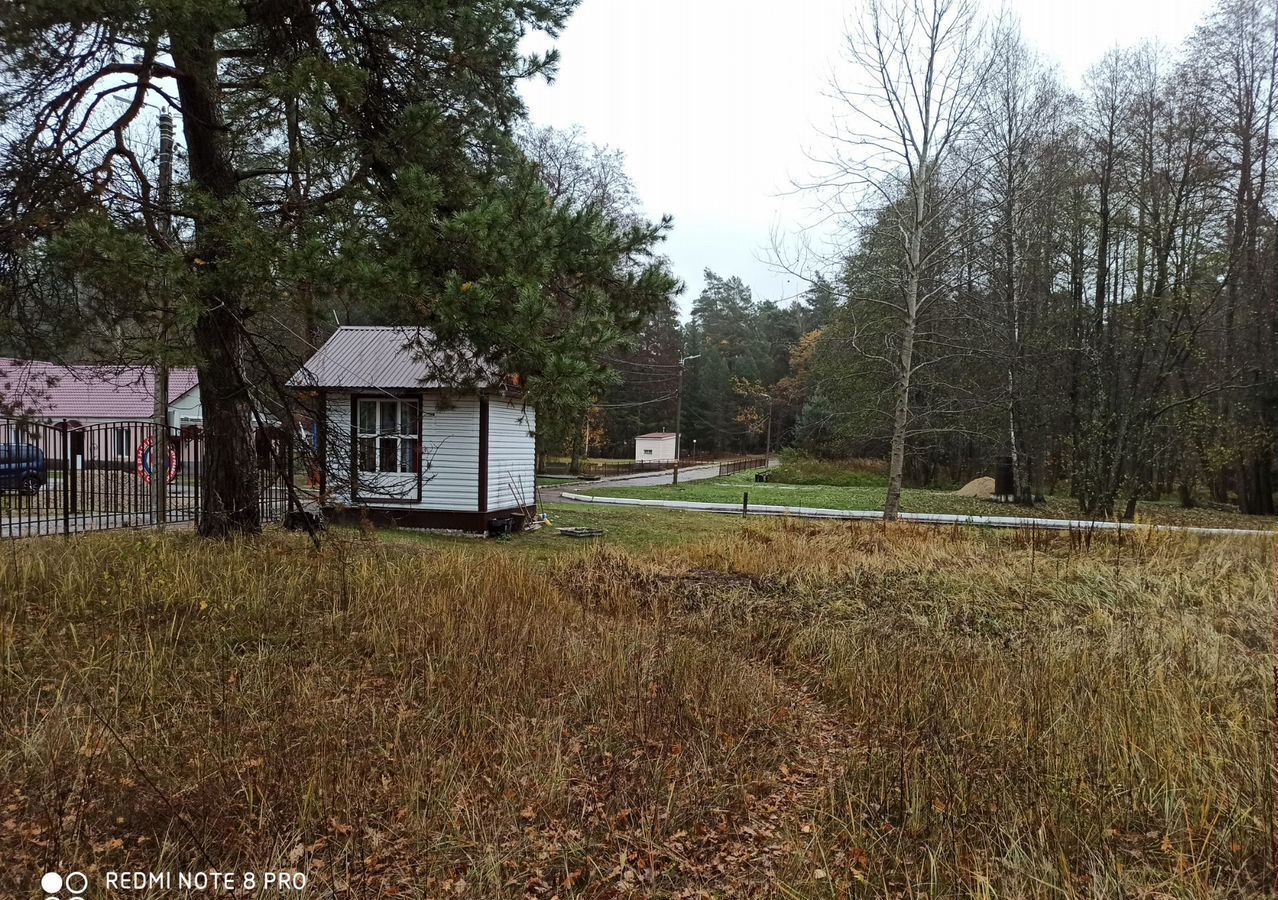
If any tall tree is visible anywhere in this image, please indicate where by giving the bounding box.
[789,0,1276,518]
[0,0,683,536]
[978,22,1065,503]
[815,0,991,520]
[1190,0,1278,514]
[516,124,679,468]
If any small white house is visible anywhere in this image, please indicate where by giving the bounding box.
[634,432,678,463]
[288,326,536,532]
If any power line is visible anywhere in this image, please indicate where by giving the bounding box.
[599,355,682,371]
[607,375,678,387]
[590,392,677,410]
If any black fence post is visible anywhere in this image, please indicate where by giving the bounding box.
[69,431,78,516]
[193,436,201,527]
[61,421,70,537]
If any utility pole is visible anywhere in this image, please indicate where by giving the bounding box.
[153,108,174,526]
[671,353,700,486]
[764,394,773,459]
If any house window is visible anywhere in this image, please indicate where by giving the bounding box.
[356,399,419,474]
[643,448,653,456]
[114,428,128,456]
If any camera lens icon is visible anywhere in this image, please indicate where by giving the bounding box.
[42,870,87,897]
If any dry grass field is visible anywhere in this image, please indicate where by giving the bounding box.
[1,520,1274,897]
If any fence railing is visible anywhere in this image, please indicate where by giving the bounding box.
[583,460,673,478]
[2,417,294,539]
[538,459,674,478]
[718,456,769,477]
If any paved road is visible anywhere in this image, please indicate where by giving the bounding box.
[538,463,723,504]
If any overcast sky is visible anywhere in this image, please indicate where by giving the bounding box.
[521,0,1215,314]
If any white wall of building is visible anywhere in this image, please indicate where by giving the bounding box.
[324,391,484,512]
[634,434,677,462]
[487,398,536,512]
[168,386,203,428]
[421,396,481,512]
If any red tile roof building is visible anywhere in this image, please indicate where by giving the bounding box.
[0,358,200,423]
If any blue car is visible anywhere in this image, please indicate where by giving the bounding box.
[0,442,47,495]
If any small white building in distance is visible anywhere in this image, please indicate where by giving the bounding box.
[288,326,537,532]
[634,432,678,463]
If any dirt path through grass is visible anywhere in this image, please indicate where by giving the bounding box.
[3,525,1272,897]
[664,667,849,895]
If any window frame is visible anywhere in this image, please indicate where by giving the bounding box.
[350,395,422,503]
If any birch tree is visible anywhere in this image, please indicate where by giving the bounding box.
[817,0,990,520]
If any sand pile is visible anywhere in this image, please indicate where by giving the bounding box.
[954,476,995,498]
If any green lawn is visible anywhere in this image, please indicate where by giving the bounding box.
[535,474,579,487]
[580,472,1277,531]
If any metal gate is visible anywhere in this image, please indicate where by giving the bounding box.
[0,417,294,539]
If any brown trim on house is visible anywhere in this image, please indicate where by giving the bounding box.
[326,505,529,534]
[317,389,327,496]
[417,393,424,501]
[349,393,358,502]
[478,396,489,514]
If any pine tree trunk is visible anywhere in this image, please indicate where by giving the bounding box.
[172,33,261,538]
[194,309,261,536]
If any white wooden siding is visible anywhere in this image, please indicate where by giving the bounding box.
[323,392,481,512]
[420,396,480,512]
[486,398,536,512]
[323,393,355,504]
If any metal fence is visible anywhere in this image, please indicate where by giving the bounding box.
[538,459,675,478]
[1,417,294,539]
[718,456,769,477]
[583,460,673,478]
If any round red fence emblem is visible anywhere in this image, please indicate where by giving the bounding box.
[136,436,178,484]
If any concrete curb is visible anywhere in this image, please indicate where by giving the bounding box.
[557,493,1278,538]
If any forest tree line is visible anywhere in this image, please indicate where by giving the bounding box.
[580,0,1277,518]
[0,0,1274,529]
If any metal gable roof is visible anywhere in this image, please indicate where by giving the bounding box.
[287,326,494,391]
[0,358,199,420]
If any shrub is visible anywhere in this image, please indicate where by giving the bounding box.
[769,449,888,486]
